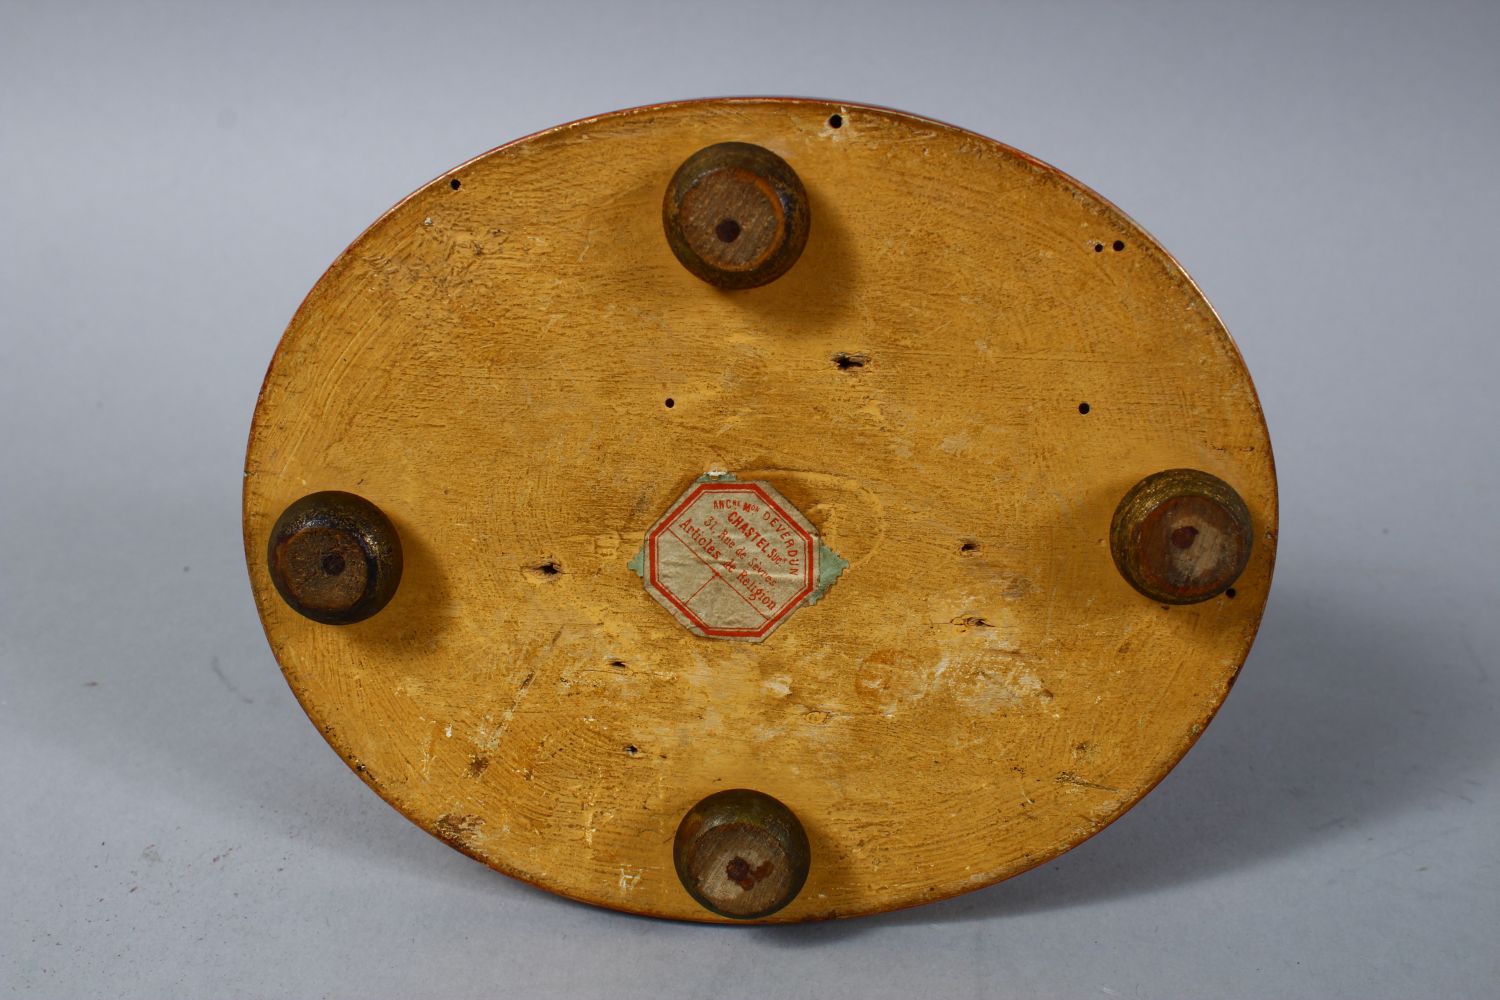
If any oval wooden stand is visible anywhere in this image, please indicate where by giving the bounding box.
[244,98,1277,922]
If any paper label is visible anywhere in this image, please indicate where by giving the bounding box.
[629,474,846,642]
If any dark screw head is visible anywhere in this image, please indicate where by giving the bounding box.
[266,491,403,624]
[673,788,810,919]
[1110,469,1252,604]
[663,142,811,290]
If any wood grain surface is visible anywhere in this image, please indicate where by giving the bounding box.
[244,98,1278,922]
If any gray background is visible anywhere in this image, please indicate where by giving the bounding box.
[3,1,1497,997]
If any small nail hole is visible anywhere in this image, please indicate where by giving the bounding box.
[828,113,843,128]
[1112,240,1125,251]
[1078,402,1090,414]
[527,560,563,579]
[664,398,675,408]
[1225,588,1238,599]
[1093,243,1104,253]
[608,659,627,669]
[449,178,461,190]
[832,352,869,370]
[959,540,980,555]
[625,745,639,756]
[715,218,741,243]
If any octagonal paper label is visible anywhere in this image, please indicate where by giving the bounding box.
[629,474,847,642]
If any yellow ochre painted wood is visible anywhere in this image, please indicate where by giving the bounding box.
[244,98,1277,922]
